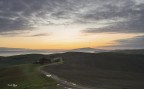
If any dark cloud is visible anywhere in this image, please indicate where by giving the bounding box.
[0,0,70,34]
[82,0,144,33]
[103,36,144,49]
[0,17,31,32]
[0,31,50,37]
[0,0,144,36]
[0,31,29,37]
[30,33,50,37]
[79,0,136,21]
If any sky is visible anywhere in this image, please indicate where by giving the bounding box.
[0,0,144,50]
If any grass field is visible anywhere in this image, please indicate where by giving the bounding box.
[0,54,45,67]
[0,64,57,89]
[1,52,144,89]
[44,52,144,89]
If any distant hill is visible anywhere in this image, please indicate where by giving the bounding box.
[69,47,107,53]
[113,49,144,54]
[0,47,63,52]
[0,47,65,56]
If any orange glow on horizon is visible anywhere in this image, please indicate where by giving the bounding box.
[0,32,140,50]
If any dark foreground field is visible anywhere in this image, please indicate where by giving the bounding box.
[44,52,144,89]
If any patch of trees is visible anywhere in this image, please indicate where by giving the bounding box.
[33,56,63,65]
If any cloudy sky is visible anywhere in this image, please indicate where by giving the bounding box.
[0,0,144,49]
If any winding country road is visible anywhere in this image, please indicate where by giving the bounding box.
[38,63,94,89]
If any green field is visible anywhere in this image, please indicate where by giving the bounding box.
[0,64,57,89]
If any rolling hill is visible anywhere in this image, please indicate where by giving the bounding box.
[0,54,45,67]
[113,49,144,54]
[1,52,144,89]
[69,47,106,53]
[44,52,144,89]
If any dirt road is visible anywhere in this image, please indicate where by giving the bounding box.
[38,63,93,89]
